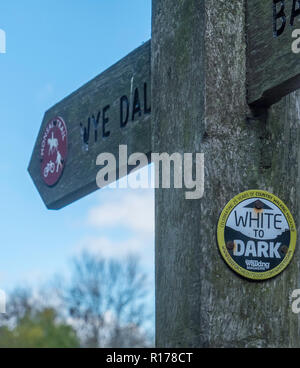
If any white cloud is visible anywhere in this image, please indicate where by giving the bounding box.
[73,187,155,272]
[76,235,153,261]
[87,190,154,236]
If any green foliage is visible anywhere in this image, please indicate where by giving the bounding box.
[0,252,153,348]
[0,308,79,348]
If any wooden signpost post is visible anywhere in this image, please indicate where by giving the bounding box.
[28,0,300,347]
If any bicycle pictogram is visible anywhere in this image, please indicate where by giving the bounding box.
[43,160,55,178]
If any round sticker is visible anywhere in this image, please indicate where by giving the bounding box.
[217,190,297,280]
[40,116,68,186]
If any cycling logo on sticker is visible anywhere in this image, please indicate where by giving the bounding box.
[40,116,68,186]
[217,190,297,280]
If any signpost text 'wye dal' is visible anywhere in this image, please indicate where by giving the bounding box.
[28,41,151,210]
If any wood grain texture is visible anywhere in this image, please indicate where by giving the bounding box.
[153,0,300,348]
[28,41,151,209]
[247,0,300,106]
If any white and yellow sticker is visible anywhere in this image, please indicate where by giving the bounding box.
[217,190,297,280]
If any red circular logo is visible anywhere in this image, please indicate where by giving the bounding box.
[40,116,68,186]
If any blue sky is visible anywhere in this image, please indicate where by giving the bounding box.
[0,0,154,296]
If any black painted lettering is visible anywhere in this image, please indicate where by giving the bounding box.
[274,214,283,230]
[80,118,90,145]
[249,212,260,228]
[144,82,151,114]
[132,87,142,121]
[120,95,129,128]
[102,105,110,138]
[291,0,300,26]
[265,213,273,229]
[273,0,286,37]
[92,111,101,142]
[234,211,249,227]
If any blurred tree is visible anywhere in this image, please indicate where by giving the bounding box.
[0,252,154,348]
[0,306,79,348]
[63,252,153,348]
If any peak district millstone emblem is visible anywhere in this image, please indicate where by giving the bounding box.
[40,116,68,187]
[217,190,297,280]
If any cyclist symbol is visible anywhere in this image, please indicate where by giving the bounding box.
[43,161,55,178]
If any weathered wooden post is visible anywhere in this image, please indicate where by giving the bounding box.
[152,0,300,347]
